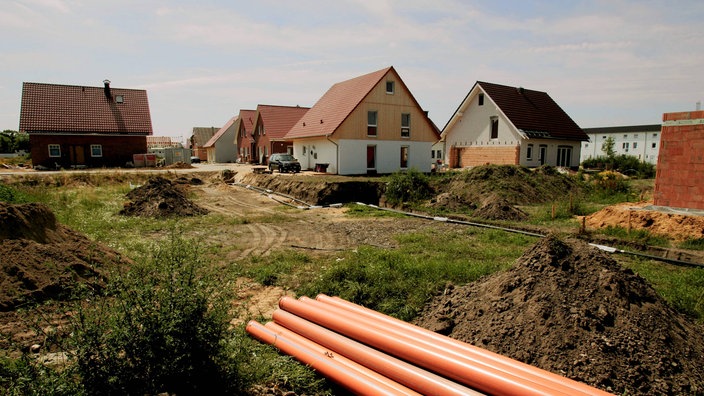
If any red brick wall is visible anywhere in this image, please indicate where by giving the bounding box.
[30,134,147,168]
[451,145,520,168]
[654,110,704,209]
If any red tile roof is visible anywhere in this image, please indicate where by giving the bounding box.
[240,109,257,133]
[476,81,587,141]
[254,105,310,140]
[204,116,238,148]
[20,82,152,135]
[286,67,392,139]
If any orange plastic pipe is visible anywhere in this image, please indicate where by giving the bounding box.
[278,296,568,396]
[245,320,417,396]
[314,294,613,396]
[263,321,423,396]
[271,309,483,396]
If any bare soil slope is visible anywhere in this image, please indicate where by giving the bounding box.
[587,202,704,241]
[120,176,208,217]
[414,235,704,395]
[0,202,128,312]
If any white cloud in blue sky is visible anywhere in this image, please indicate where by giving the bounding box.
[2,0,702,142]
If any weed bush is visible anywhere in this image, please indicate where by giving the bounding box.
[384,169,433,205]
[69,234,241,395]
[582,154,655,178]
[0,355,83,396]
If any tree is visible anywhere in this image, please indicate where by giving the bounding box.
[601,136,616,158]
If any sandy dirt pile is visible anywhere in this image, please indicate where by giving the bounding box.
[119,176,209,217]
[473,197,528,221]
[414,235,704,395]
[0,202,127,311]
[586,202,704,241]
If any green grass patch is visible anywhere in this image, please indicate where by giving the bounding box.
[297,228,535,321]
[600,226,670,247]
[343,203,407,218]
[625,259,704,321]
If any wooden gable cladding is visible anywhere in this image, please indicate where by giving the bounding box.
[334,69,437,142]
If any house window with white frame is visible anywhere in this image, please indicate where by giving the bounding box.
[490,116,499,139]
[386,81,394,94]
[90,144,103,157]
[401,113,410,138]
[48,144,61,157]
[367,111,378,136]
[400,146,409,168]
[527,144,533,160]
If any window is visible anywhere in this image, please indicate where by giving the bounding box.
[436,150,442,159]
[557,146,572,167]
[527,144,533,160]
[115,95,124,103]
[539,145,547,165]
[652,142,657,149]
[633,142,638,149]
[386,81,394,94]
[401,113,410,137]
[622,142,629,152]
[634,134,638,138]
[48,144,61,157]
[400,146,409,168]
[623,134,628,139]
[367,111,378,136]
[431,150,435,159]
[478,94,484,106]
[490,116,499,139]
[653,133,658,138]
[602,136,607,140]
[90,144,102,157]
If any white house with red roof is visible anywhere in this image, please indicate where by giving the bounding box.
[19,80,153,169]
[285,66,440,175]
[204,116,238,163]
[442,81,588,169]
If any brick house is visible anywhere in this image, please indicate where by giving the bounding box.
[250,104,310,164]
[190,127,217,162]
[441,81,587,169]
[235,109,257,163]
[654,110,704,210]
[285,66,439,175]
[19,80,153,169]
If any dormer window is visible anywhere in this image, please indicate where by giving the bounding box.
[386,81,394,94]
[115,95,124,103]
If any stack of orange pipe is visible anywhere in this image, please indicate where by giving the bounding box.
[246,294,613,396]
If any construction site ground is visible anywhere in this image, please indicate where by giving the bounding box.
[2,164,704,395]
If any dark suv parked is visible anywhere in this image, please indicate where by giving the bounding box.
[268,153,301,173]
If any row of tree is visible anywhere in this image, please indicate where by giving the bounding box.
[0,130,30,154]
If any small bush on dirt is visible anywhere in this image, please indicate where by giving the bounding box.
[384,169,433,205]
[591,170,630,194]
[0,183,29,204]
[582,155,655,179]
[68,234,241,395]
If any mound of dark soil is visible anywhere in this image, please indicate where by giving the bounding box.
[433,165,581,206]
[120,176,208,217]
[0,202,127,311]
[414,235,704,395]
[473,197,528,221]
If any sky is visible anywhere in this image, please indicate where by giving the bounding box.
[2,0,703,144]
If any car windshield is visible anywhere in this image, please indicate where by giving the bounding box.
[277,155,295,161]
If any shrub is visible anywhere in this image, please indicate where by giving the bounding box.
[384,169,433,205]
[69,234,241,395]
[592,170,630,194]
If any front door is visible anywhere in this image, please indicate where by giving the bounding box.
[366,145,376,172]
[539,145,547,166]
[70,145,86,165]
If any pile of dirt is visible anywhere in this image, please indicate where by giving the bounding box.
[432,165,581,208]
[414,235,704,395]
[0,202,127,311]
[472,197,528,221]
[119,176,208,217]
[586,202,704,241]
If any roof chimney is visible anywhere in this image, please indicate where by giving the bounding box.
[103,79,112,100]
[517,86,525,94]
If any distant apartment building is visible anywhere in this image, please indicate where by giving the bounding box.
[581,124,661,165]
